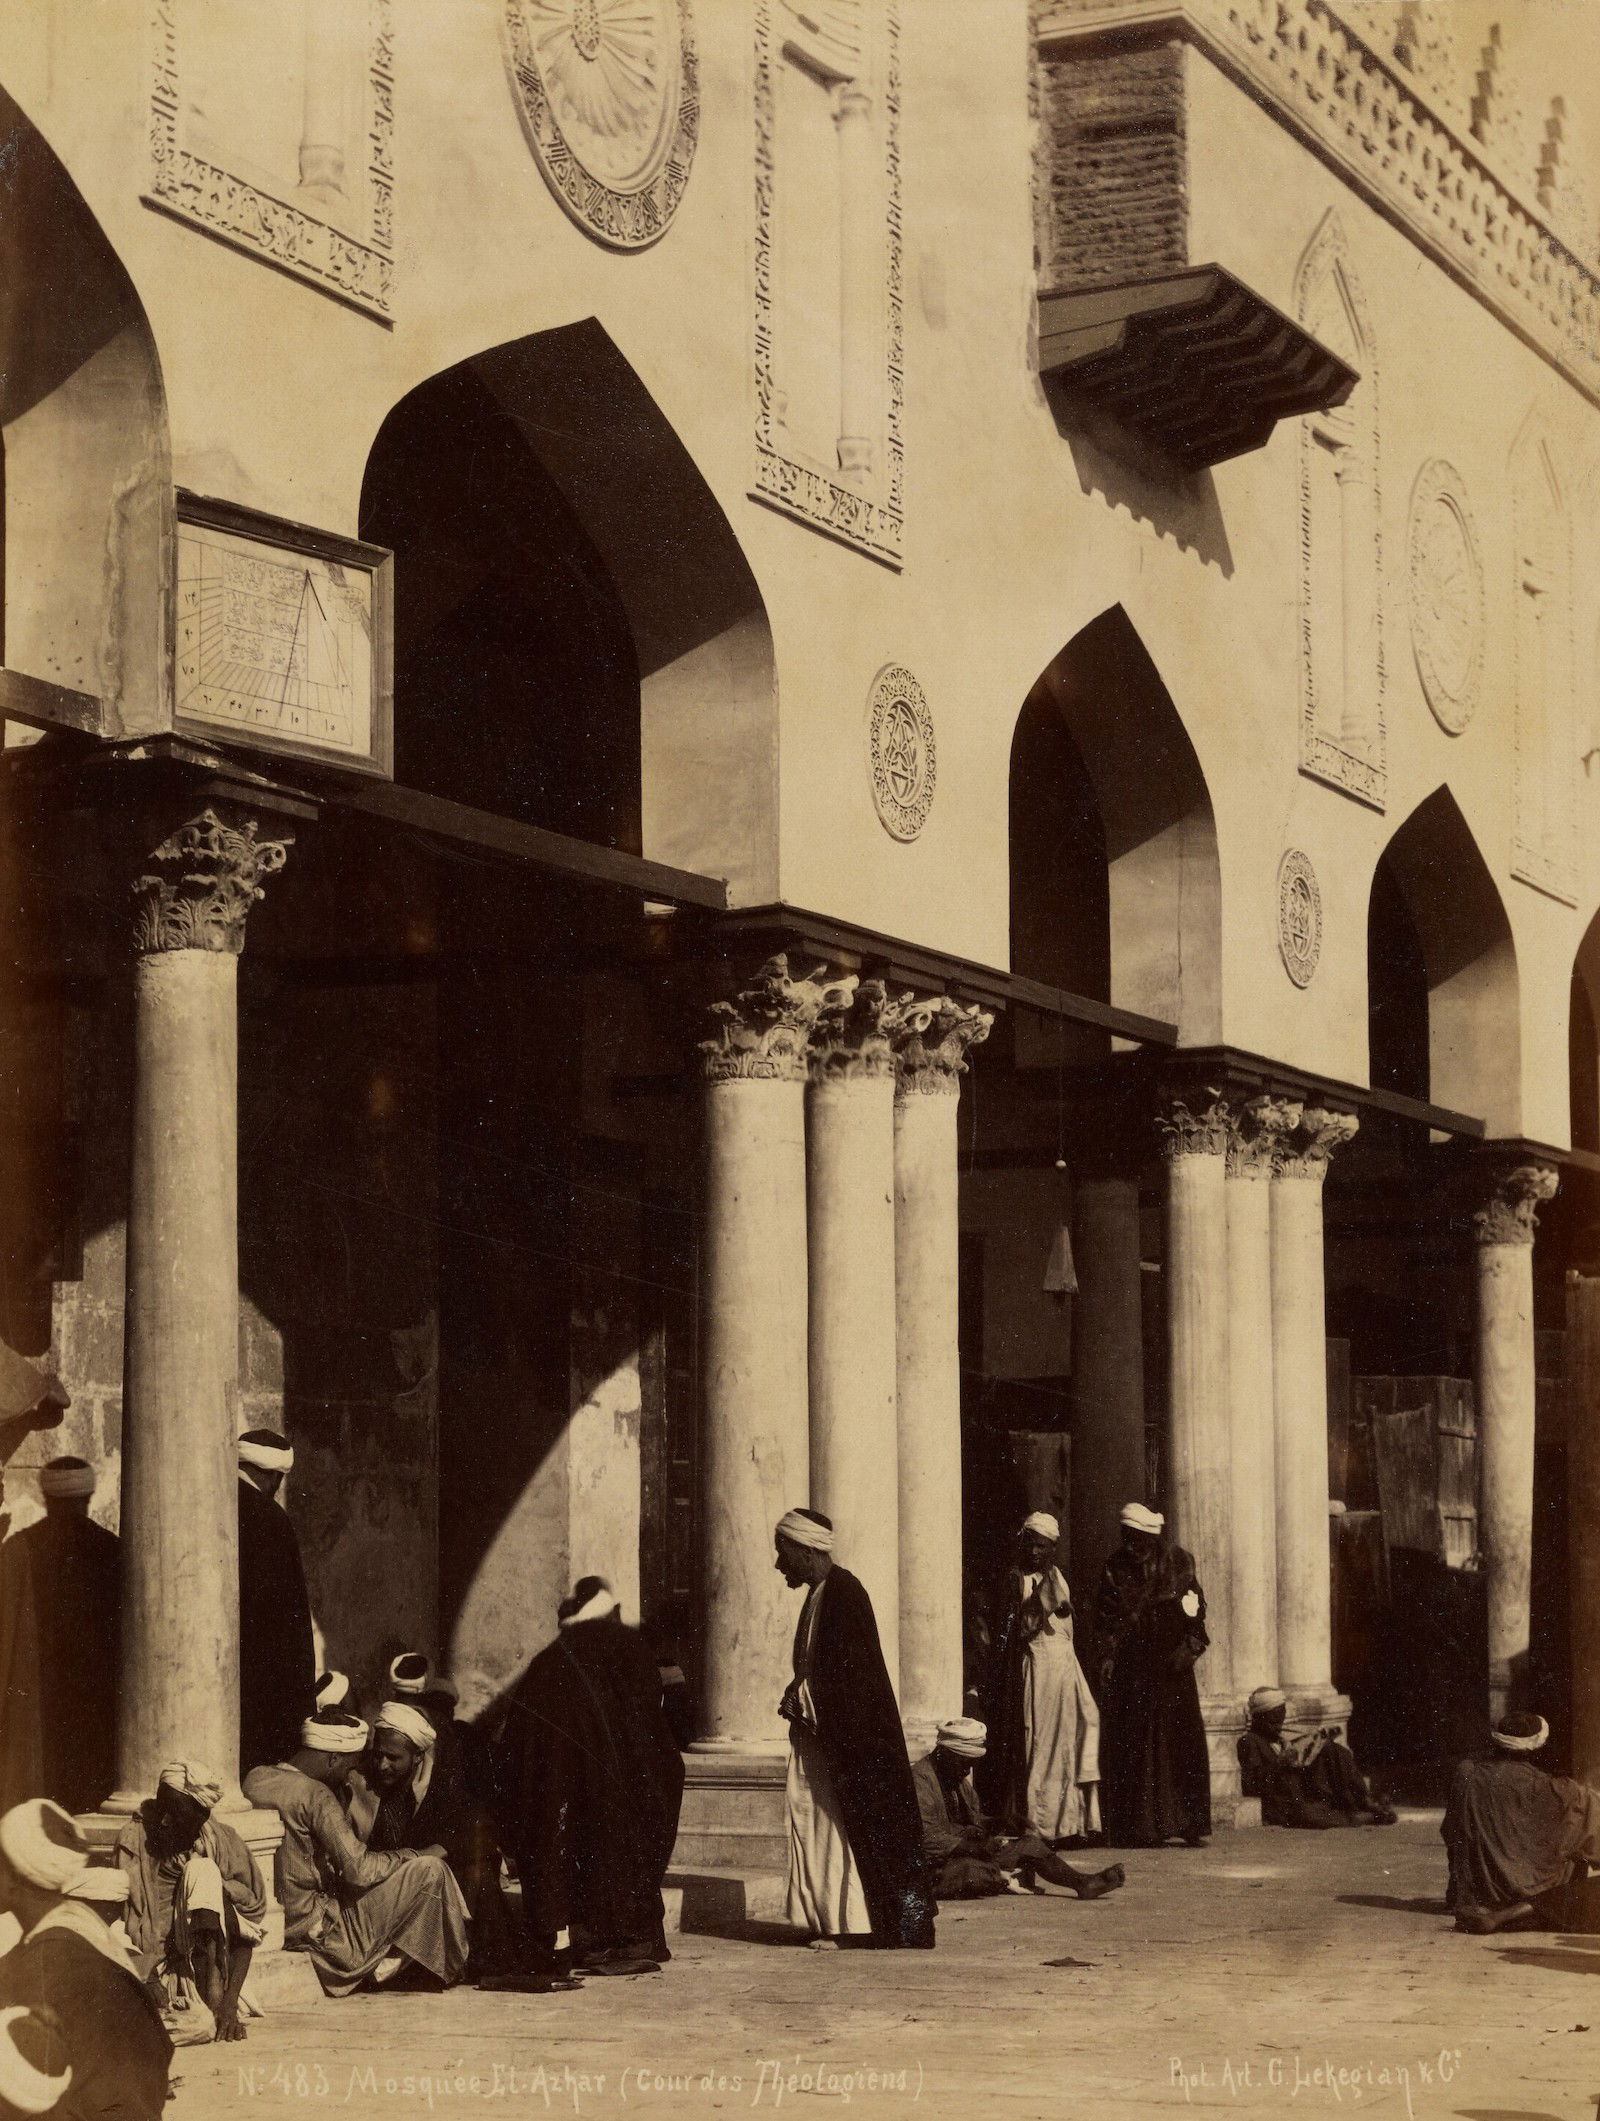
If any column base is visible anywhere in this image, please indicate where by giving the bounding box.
[673,1751,789,1873]
[1282,1686,1353,1746]
[1200,1694,1246,1821]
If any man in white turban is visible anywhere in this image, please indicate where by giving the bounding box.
[911,1720,1125,1903]
[1443,1710,1600,1933]
[243,1711,468,1995]
[236,1431,316,1777]
[0,1800,172,2120]
[113,1762,267,2043]
[1094,1504,1212,1847]
[1237,1687,1396,1832]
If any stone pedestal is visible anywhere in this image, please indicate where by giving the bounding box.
[1474,1159,1559,1724]
[892,999,990,1746]
[696,958,842,1755]
[112,811,288,1811]
[1069,1171,1147,1620]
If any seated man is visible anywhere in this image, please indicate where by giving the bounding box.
[388,1655,497,1811]
[114,1761,266,2044]
[1237,1688,1397,1830]
[911,1719,1126,1902]
[1443,1710,1600,1935]
[359,1702,521,1980]
[243,1708,469,1995]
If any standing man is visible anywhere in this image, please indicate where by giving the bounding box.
[0,1459,119,1814]
[980,1512,1102,1841]
[237,1430,316,1777]
[775,1508,935,1951]
[1095,1503,1212,1849]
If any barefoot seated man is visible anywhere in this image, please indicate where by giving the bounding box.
[1237,1689,1397,1831]
[114,1761,266,2043]
[911,1720,1126,1902]
[243,1709,469,1995]
[1443,1711,1600,1935]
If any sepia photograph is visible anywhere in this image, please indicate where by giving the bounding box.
[0,0,1598,2115]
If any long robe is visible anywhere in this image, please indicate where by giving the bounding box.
[1442,1753,1600,1918]
[242,1762,468,1994]
[1095,1540,1212,1847]
[1237,1728,1376,1829]
[366,1732,518,1970]
[0,1912,173,2121]
[498,1618,685,1957]
[785,1567,935,1949]
[113,1809,267,1982]
[237,1479,316,1776]
[982,1566,1101,1839]
[0,1512,119,1813]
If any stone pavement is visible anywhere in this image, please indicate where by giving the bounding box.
[172,1814,1599,2121]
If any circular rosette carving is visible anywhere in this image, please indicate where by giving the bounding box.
[1407,458,1484,735]
[867,665,936,842]
[1276,848,1322,989]
[505,0,698,250]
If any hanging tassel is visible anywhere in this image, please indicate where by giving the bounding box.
[1043,1223,1078,1299]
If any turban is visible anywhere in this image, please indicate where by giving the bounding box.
[1492,1713,1549,1754]
[936,1718,988,1760]
[1120,1502,1165,1534]
[315,1671,351,1712]
[375,1701,436,1752]
[775,1509,834,1552]
[38,1460,93,1501]
[238,1431,293,1473]
[1248,1687,1287,1714]
[1021,1511,1060,1542]
[559,1582,619,1628]
[159,1762,222,1812]
[0,2008,71,2117]
[0,1801,90,1896]
[300,1712,369,1755]
[63,1865,129,1905]
[388,1654,431,1696]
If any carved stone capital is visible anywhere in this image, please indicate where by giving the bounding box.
[700,955,856,1085]
[890,995,992,1098]
[811,978,918,1083]
[1156,1096,1232,1161]
[131,809,290,956]
[1273,1106,1360,1181]
[1472,1160,1560,1246]
[1226,1096,1305,1178]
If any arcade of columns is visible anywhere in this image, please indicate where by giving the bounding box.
[100,811,1562,1823]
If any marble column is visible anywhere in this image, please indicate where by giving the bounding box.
[892,997,989,1745]
[1068,1155,1148,1622]
[1270,1107,1358,1722]
[1473,1158,1559,1724]
[1567,1268,1600,1784]
[807,978,900,1684]
[696,956,846,1754]
[114,810,289,1808]
[1157,1097,1236,1756]
[1225,1097,1301,1709]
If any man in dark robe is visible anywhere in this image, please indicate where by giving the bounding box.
[237,1430,316,1776]
[0,1459,119,1814]
[775,1508,935,1951]
[498,1578,685,1978]
[1442,1710,1600,1933]
[912,1718,1124,1901]
[1237,1687,1396,1830]
[386,1654,498,1812]
[1094,1502,1212,1849]
[0,1798,173,2121]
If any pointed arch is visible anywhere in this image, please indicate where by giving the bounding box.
[1509,405,1576,903]
[1295,209,1385,810]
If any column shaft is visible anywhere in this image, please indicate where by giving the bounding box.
[1569,1270,1600,1781]
[1225,1137,1284,1706]
[1068,1175,1146,1617]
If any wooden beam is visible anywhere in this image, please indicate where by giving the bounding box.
[0,667,102,734]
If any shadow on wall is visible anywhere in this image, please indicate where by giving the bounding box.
[1049,385,1235,576]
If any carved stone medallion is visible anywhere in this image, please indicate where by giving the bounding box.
[867,666,935,841]
[505,0,698,250]
[1277,849,1322,988]
[1407,459,1484,735]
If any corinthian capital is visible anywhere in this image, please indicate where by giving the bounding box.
[700,955,856,1085]
[1473,1160,1560,1246]
[890,995,992,1098]
[1156,1096,1232,1161]
[1275,1107,1360,1181]
[131,809,290,956]
[811,978,911,1083]
[1226,1096,1304,1178]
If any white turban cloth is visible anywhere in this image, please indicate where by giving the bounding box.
[1021,1511,1060,1542]
[0,1801,90,1895]
[315,1671,351,1711]
[375,1701,436,1751]
[238,1433,293,1473]
[775,1509,834,1552]
[38,1461,94,1501]
[1493,1716,1550,1754]
[1248,1687,1287,1714]
[558,1585,619,1629]
[936,1718,988,1760]
[1120,1502,1165,1534]
[63,1865,129,1906]
[301,1714,369,1755]
[159,1761,222,1811]
[0,2007,71,2117]
[388,1654,431,1696]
